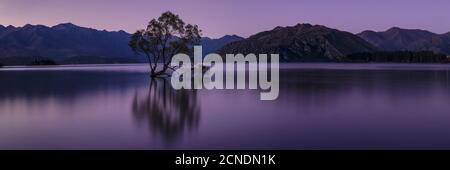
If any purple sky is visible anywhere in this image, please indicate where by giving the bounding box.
[0,0,449,38]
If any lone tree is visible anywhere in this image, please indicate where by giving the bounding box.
[129,11,202,78]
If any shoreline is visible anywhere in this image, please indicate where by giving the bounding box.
[1,62,450,72]
[1,62,449,67]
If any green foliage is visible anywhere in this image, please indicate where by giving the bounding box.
[343,51,448,63]
[129,11,202,77]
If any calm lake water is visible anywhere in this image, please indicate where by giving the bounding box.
[0,63,450,149]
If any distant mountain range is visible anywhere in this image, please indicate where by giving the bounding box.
[0,22,449,65]
[218,24,377,62]
[0,23,243,65]
[201,35,244,55]
[357,27,450,55]
[0,23,137,65]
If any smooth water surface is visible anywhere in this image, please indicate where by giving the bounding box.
[0,63,450,149]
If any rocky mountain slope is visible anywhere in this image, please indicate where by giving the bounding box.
[358,27,450,55]
[218,23,377,62]
[0,23,242,65]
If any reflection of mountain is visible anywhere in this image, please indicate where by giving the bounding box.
[277,68,450,113]
[0,70,147,102]
[132,79,200,142]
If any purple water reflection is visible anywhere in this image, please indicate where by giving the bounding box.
[0,64,449,149]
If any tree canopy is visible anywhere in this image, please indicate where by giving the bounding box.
[129,11,202,77]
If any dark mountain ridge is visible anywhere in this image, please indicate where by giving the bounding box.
[0,23,134,61]
[358,27,450,55]
[201,35,243,55]
[218,23,377,62]
[1,23,449,65]
[0,23,243,65]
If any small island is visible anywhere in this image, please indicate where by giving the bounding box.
[342,51,449,63]
[28,59,58,66]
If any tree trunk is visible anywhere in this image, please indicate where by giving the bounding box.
[149,63,171,78]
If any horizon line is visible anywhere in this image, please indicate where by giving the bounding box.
[2,22,450,38]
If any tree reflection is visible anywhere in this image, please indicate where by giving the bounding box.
[131,78,200,143]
